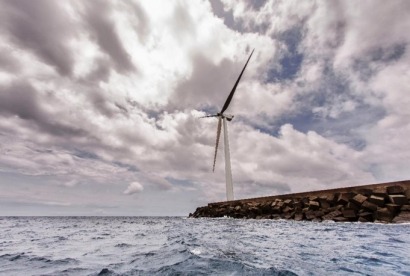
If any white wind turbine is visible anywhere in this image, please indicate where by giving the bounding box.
[202,49,254,201]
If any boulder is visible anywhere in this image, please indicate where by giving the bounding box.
[350,194,368,206]
[368,195,385,207]
[388,195,408,206]
[362,200,378,211]
[386,185,405,195]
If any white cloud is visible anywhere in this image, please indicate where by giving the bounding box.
[123,182,144,195]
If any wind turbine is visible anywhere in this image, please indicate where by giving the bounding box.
[202,49,254,201]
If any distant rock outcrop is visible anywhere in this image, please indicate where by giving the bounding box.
[189,180,410,223]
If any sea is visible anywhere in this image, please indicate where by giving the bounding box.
[0,217,409,276]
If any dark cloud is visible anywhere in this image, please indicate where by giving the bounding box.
[209,0,243,32]
[0,82,85,137]
[126,2,150,43]
[1,0,76,76]
[83,2,136,73]
[172,53,243,112]
[0,52,20,73]
[170,2,196,41]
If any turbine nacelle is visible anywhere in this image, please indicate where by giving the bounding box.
[223,114,234,121]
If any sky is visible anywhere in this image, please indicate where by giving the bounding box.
[0,0,409,216]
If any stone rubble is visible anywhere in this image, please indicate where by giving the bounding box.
[189,185,410,223]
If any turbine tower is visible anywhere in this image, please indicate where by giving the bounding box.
[202,49,254,201]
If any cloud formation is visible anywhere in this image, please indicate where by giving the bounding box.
[124,182,144,195]
[0,0,409,215]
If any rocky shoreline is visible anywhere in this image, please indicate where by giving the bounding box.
[189,180,410,223]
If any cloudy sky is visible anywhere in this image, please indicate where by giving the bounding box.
[1,0,409,216]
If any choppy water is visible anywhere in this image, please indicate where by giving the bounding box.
[0,217,409,275]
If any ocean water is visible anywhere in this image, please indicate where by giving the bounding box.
[0,217,409,276]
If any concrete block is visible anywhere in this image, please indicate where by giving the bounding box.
[357,188,373,196]
[392,211,410,223]
[401,205,410,211]
[385,204,401,214]
[362,200,378,211]
[368,195,385,207]
[358,216,371,223]
[283,206,293,213]
[305,210,316,220]
[337,193,354,205]
[376,208,393,222]
[387,185,404,195]
[342,209,357,219]
[347,202,360,210]
[318,198,330,209]
[309,201,320,210]
[333,217,349,222]
[388,195,408,206]
[284,199,293,206]
[350,194,368,205]
[294,213,304,221]
[322,210,342,221]
[359,212,374,222]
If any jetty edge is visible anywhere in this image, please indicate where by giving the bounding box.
[189,180,410,223]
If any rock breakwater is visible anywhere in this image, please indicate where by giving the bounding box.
[189,180,410,223]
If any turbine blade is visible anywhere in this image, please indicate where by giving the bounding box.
[220,48,254,114]
[199,114,218,119]
[212,116,222,172]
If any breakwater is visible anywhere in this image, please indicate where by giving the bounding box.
[189,180,410,223]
